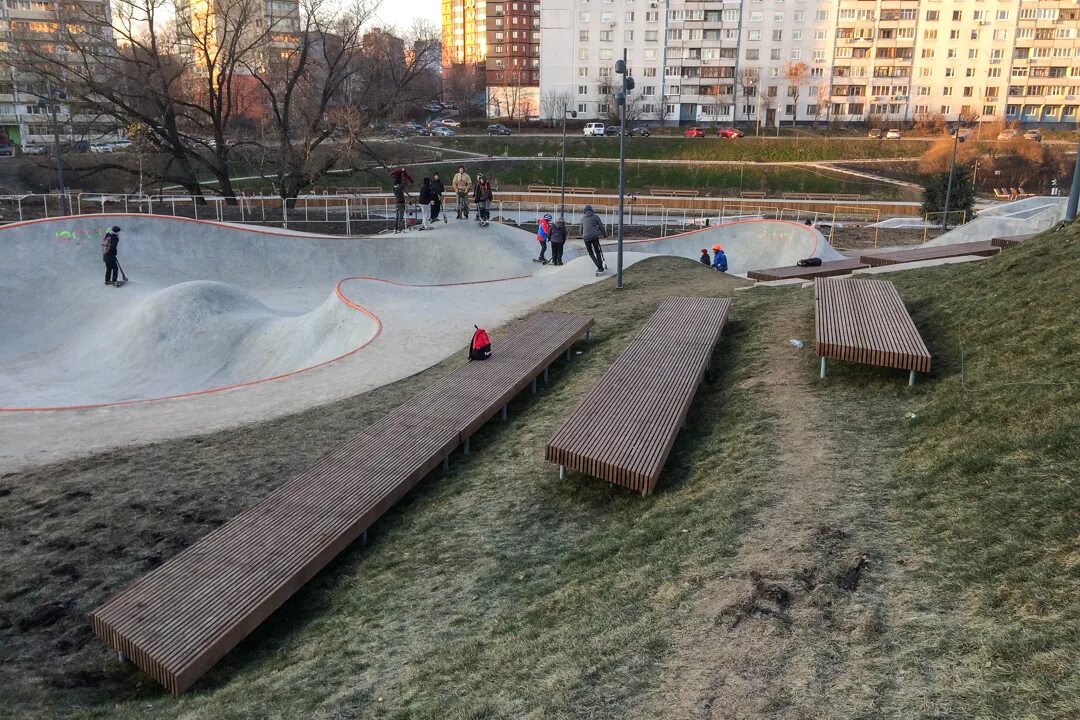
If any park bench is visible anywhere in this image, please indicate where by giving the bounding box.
[993,188,1014,200]
[566,186,597,195]
[546,297,730,495]
[860,240,999,267]
[90,312,594,695]
[527,185,556,193]
[991,234,1033,249]
[815,277,931,385]
[747,258,869,282]
[830,193,862,202]
[651,188,700,198]
[739,191,767,199]
[782,192,811,200]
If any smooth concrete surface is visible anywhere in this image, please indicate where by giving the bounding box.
[0,214,841,471]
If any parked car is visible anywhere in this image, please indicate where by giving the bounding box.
[111,140,133,151]
[885,129,902,139]
[487,123,511,136]
[431,126,455,137]
[717,127,744,139]
[439,119,461,127]
[604,125,629,136]
[0,144,13,157]
[997,129,1020,141]
[583,122,606,137]
[629,126,651,137]
[21,143,46,155]
[89,143,113,153]
[1023,129,1042,142]
[683,127,706,138]
[867,128,883,139]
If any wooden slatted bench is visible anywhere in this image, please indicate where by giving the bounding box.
[527,184,556,193]
[815,277,931,385]
[651,188,700,198]
[991,234,1034,249]
[860,240,1000,267]
[545,297,730,496]
[739,191,767,199]
[747,258,869,282]
[90,312,593,695]
[566,186,597,195]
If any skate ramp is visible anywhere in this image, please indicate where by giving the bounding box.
[922,197,1066,247]
[571,219,842,274]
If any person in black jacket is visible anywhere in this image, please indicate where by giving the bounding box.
[580,205,607,272]
[418,177,433,229]
[549,218,567,265]
[101,225,121,285]
[430,172,447,224]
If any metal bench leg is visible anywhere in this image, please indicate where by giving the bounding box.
[820,356,827,379]
[443,456,449,472]
[501,405,508,421]
[464,437,470,455]
[361,530,368,546]
[586,330,591,341]
[559,464,565,480]
[908,370,916,386]
[566,349,571,362]
[117,651,126,664]
[532,378,538,394]
[543,367,549,384]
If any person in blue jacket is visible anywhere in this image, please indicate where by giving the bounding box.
[535,213,552,264]
[711,243,728,272]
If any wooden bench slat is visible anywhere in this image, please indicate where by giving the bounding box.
[91,311,594,694]
[546,297,730,495]
[860,241,999,267]
[747,258,869,281]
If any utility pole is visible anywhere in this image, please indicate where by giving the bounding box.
[39,82,68,215]
[614,50,634,290]
[559,103,577,220]
[942,119,965,231]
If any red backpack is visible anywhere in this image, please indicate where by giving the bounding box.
[469,326,491,361]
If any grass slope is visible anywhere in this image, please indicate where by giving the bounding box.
[1,225,1077,718]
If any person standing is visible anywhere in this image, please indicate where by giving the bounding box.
[474,174,493,226]
[101,225,121,286]
[452,165,472,219]
[699,248,711,266]
[711,243,728,272]
[392,177,409,233]
[580,205,607,273]
[431,172,447,223]
[419,177,433,229]
[550,218,567,266]
[535,213,552,264]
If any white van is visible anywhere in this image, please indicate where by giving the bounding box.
[583,122,606,137]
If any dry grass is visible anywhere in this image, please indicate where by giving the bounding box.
[1,224,1077,718]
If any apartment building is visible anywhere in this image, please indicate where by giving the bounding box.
[485,0,541,116]
[540,0,1080,127]
[0,0,122,148]
[442,0,487,67]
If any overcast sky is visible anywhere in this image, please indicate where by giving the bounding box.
[373,0,441,31]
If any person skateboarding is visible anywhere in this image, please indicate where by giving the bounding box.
[453,165,472,219]
[711,243,728,272]
[535,213,552,264]
[581,205,607,274]
[550,218,567,266]
[101,225,121,286]
[468,325,491,361]
[474,174,493,227]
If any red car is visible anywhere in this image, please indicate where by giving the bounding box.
[683,127,706,138]
[717,127,745,139]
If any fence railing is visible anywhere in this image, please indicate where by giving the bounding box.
[0,192,927,239]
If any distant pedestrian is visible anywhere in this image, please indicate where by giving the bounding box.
[550,218,567,265]
[392,178,409,233]
[699,248,710,266]
[581,204,607,273]
[101,225,121,286]
[711,243,728,272]
[535,213,552,264]
[453,165,472,218]
[804,218,813,226]
[390,166,413,188]
[431,172,447,223]
[419,177,433,229]
[1051,178,1059,197]
[474,174,493,226]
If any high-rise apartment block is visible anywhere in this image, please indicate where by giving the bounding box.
[540,0,1080,126]
[443,0,488,67]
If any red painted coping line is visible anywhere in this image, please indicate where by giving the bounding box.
[1,269,534,413]
[0,212,351,239]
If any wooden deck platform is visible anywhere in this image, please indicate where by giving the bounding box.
[90,312,594,695]
[991,234,1034,249]
[747,258,869,282]
[859,240,999,267]
[545,297,730,495]
[815,277,931,385]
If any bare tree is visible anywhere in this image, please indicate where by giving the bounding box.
[444,63,485,121]
[782,61,810,128]
[541,89,571,127]
[737,67,759,127]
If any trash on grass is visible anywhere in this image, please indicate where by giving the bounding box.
[904,411,918,420]
[789,339,804,349]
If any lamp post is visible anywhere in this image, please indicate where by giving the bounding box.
[942,118,966,231]
[614,50,635,290]
[559,104,577,219]
[38,83,68,214]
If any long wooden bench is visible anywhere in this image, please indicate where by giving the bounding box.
[546,297,730,495]
[991,234,1034,249]
[860,240,1000,267]
[651,188,701,198]
[815,277,930,385]
[739,191,767,199]
[90,312,594,695]
[527,184,556,193]
[748,258,869,282]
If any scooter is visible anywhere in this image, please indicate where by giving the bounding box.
[114,261,129,287]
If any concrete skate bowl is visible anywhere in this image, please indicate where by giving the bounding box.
[0,214,540,410]
[922,197,1066,247]
[578,218,842,274]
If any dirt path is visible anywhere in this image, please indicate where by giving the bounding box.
[640,290,897,718]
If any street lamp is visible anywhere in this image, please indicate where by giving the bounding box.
[614,51,635,290]
[941,118,967,231]
[559,104,577,220]
[37,83,68,215]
